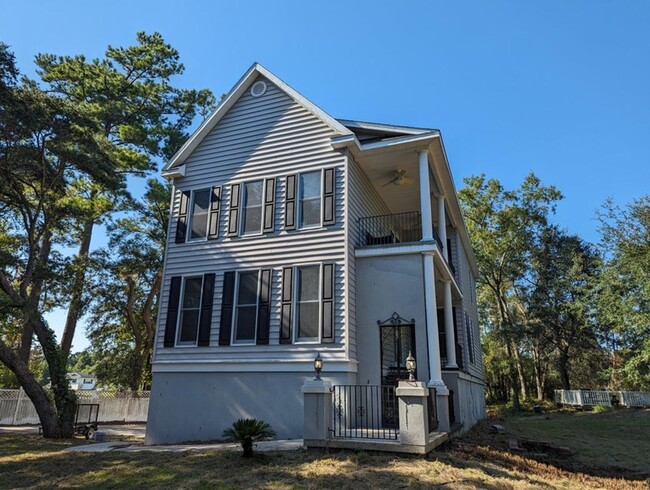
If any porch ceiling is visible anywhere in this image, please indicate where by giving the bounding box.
[354,147,440,216]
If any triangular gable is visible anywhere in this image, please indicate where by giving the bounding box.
[163,63,353,171]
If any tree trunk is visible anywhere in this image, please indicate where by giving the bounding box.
[532,341,546,400]
[242,437,253,457]
[512,345,528,401]
[18,323,34,364]
[61,216,94,357]
[558,350,571,390]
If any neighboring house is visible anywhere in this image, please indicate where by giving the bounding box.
[67,372,96,391]
[145,63,485,445]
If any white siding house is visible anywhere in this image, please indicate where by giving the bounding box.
[145,64,485,445]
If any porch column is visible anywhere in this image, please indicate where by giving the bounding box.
[437,195,447,253]
[418,150,433,241]
[443,281,457,368]
[422,253,447,394]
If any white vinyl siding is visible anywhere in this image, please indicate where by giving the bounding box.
[154,76,347,364]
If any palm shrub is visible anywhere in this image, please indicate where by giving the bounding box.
[222,418,276,457]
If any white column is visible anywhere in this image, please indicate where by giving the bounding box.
[437,195,447,253]
[443,281,457,368]
[423,253,447,394]
[418,150,433,241]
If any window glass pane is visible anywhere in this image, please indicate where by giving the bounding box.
[190,189,210,239]
[299,172,321,227]
[300,172,320,199]
[235,306,257,341]
[301,198,320,227]
[243,181,263,234]
[179,309,199,342]
[297,266,319,301]
[298,303,319,339]
[238,271,259,305]
[183,277,203,308]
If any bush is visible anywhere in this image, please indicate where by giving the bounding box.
[222,418,276,457]
[592,404,613,413]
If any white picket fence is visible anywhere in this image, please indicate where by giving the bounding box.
[554,389,650,408]
[0,389,149,425]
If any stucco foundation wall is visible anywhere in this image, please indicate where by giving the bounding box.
[355,254,428,385]
[145,371,355,444]
[443,371,485,433]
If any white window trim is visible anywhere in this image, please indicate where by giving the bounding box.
[297,169,324,230]
[187,187,211,242]
[292,262,322,344]
[231,268,262,346]
[175,275,204,346]
[237,180,265,237]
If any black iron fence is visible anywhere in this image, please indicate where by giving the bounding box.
[330,385,399,440]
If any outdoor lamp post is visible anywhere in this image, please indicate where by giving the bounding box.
[314,353,323,380]
[406,351,416,381]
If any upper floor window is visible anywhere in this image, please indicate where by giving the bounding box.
[226,179,276,237]
[241,181,264,235]
[177,276,204,345]
[285,168,335,231]
[299,172,321,228]
[175,187,221,244]
[189,189,211,240]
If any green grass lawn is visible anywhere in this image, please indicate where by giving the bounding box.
[0,409,647,489]
[503,408,650,473]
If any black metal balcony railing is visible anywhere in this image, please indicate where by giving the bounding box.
[358,211,446,250]
[358,211,422,247]
[330,385,399,440]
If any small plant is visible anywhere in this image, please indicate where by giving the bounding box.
[222,418,276,457]
[592,404,613,413]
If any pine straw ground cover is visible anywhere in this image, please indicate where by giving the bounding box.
[0,410,648,489]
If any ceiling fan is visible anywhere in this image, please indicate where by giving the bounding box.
[383,169,413,186]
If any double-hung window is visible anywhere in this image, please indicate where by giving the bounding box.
[241,181,264,235]
[233,270,260,344]
[295,265,320,341]
[189,189,211,240]
[299,171,321,228]
[177,276,204,345]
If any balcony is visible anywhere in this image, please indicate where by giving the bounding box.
[358,211,457,278]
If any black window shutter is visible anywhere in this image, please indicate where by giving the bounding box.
[164,276,182,347]
[227,184,240,236]
[280,267,293,344]
[256,269,272,344]
[175,190,191,243]
[284,175,296,230]
[321,264,335,343]
[219,272,235,345]
[207,186,221,240]
[197,273,215,346]
[263,178,276,233]
[323,168,335,226]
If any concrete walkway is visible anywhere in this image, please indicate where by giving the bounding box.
[0,423,146,439]
[65,439,305,453]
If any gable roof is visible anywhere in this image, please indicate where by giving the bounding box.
[163,63,353,171]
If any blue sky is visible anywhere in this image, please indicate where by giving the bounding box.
[3,1,649,351]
